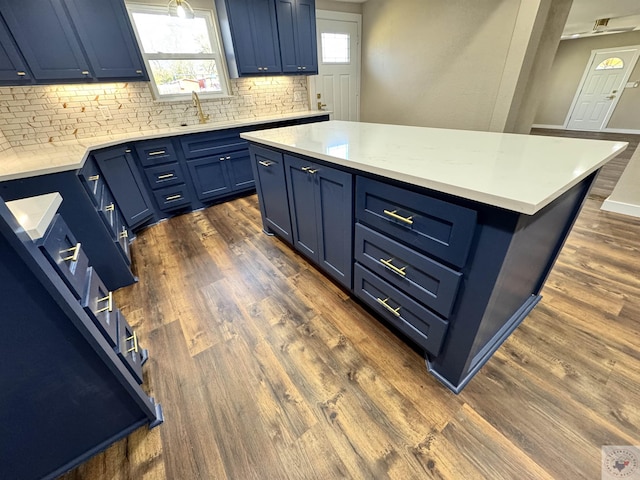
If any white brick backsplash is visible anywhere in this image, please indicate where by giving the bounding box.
[0,77,309,148]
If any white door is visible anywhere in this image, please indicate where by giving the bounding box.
[566,47,640,131]
[310,11,361,121]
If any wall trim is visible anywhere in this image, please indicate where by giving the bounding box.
[602,127,640,135]
[601,198,640,218]
[532,125,640,134]
[531,124,565,129]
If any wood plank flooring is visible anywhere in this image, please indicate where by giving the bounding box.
[60,131,640,480]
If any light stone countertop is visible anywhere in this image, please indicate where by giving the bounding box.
[0,111,329,182]
[6,192,62,240]
[241,120,628,215]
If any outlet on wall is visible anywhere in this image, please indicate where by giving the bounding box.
[98,106,112,120]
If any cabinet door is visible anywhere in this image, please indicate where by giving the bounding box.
[251,146,292,242]
[314,163,352,289]
[225,150,255,191]
[0,0,92,81]
[186,157,233,201]
[275,0,298,73]
[93,146,154,229]
[63,0,147,80]
[223,0,281,76]
[0,16,31,83]
[284,154,318,260]
[275,0,318,74]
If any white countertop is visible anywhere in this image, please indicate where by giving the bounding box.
[6,192,62,240]
[0,111,328,182]
[240,121,628,214]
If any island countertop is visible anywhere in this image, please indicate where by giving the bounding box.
[240,120,628,214]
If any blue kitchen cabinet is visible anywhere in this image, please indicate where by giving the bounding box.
[215,0,282,77]
[284,154,353,289]
[275,0,318,74]
[226,150,255,191]
[93,146,155,230]
[187,157,233,201]
[0,0,147,83]
[0,15,31,83]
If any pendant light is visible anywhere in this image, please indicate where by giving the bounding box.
[167,0,195,19]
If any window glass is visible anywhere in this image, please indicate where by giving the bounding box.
[321,33,350,64]
[595,57,624,70]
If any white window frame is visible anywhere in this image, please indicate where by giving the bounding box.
[126,3,231,102]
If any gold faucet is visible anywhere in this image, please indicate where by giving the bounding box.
[192,91,209,124]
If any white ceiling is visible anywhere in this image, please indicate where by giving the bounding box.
[561,0,640,38]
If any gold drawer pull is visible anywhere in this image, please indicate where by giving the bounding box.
[376,297,401,317]
[60,243,81,262]
[307,169,318,174]
[96,291,113,313]
[119,229,128,240]
[383,209,414,225]
[258,160,273,167]
[17,71,26,76]
[125,149,132,153]
[157,173,174,179]
[301,166,312,171]
[380,258,407,277]
[126,331,139,353]
[88,174,100,181]
[148,150,166,156]
[81,70,90,75]
[105,203,115,212]
[166,194,182,201]
[136,70,143,74]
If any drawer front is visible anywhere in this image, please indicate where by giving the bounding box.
[356,177,477,268]
[355,223,462,318]
[153,184,192,211]
[114,210,131,265]
[144,162,186,190]
[354,264,448,356]
[98,184,118,239]
[115,310,144,384]
[78,156,105,207]
[180,130,247,159]
[38,214,90,300]
[82,267,117,347]
[135,139,178,167]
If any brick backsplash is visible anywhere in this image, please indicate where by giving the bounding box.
[0,77,309,148]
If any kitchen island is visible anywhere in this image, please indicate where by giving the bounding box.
[241,120,627,392]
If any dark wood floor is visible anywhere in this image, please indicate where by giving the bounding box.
[61,131,640,480]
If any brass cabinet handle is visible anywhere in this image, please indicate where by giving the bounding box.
[157,173,174,179]
[119,229,128,240]
[148,150,166,156]
[88,174,100,181]
[226,156,231,160]
[60,243,81,262]
[264,67,268,71]
[136,70,143,74]
[166,194,182,201]
[297,66,302,70]
[380,258,407,277]
[307,169,318,174]
[383,209,414,225]
[126,331,139,353]
[105,203,115,212]
[96,291,113,313]
[17,71,26,76]
[81,70,90,75]
[302,66,306,70]
[258,160,273,167]
[301,166,312,171]
[258,67,263,71]
[376,297,401,317]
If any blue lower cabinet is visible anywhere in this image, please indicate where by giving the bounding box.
[115,310,146,384]
[82,266,118,347]
[153,184,192,212]
[114,209,131,265]
[225,149,255,190]
[284,154,353,289]
[186,157,233,201]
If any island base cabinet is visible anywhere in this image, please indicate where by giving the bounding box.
[284,153,353,289]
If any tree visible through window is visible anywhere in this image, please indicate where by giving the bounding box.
[595,57,624,70]
[128,4,229,99]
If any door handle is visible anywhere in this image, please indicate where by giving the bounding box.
[606,95,616,100]
[317,101,327,110]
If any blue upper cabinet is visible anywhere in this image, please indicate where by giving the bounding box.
[0,15,31,83]
[0,0,147,84]
[216,0,317,77]
[276,0,318,74]
[215,0,282,77]
[64,0,147,80]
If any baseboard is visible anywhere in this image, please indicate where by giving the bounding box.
[532,125,640,135]
[531,124,565,130]
[601,198,640,218]
[602,127,640,135]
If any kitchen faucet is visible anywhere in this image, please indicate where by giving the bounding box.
[192,91,209,124]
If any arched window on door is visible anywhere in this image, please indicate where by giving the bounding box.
[595,57,624,70]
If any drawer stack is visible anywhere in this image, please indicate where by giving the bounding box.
[353,177,477,356]
[39,214,149,384]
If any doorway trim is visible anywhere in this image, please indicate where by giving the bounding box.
[563,45,640,131]
[308,10,362,120]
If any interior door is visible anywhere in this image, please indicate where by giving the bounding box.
[312,12,360,121]
[566,48,639,131]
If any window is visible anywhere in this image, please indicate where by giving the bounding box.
[321,33,350,64]
[127,4,229,100]
[595,57,624,70]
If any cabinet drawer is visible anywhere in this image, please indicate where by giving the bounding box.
[355,223,462,318]
[356,177,477,268]
[115,310,146,384]
[114,210,131,265]
[134,139,178,167]
[354,264,448,356]
[98,184,118,238]
[144,162,186,190]
[180,130,247,159]
[78,156,104,207]
[153,184,192,211]
[38,214,90,300]
[82,267,117,347]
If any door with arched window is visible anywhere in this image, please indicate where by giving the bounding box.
[566,47,639,131]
